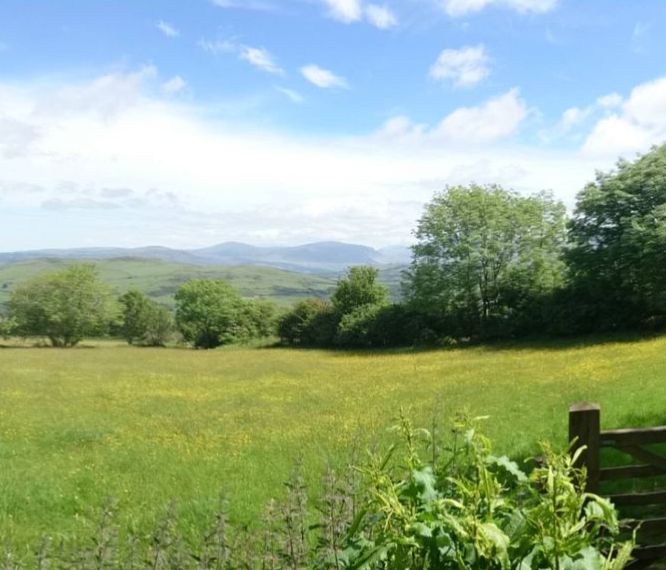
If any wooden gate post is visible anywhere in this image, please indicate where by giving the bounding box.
[569,402,601,493]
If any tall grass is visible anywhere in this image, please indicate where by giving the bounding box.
[1,334,666,548]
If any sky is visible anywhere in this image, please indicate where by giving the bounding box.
[1,0,666,251]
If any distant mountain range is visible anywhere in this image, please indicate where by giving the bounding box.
[0,241,413,274]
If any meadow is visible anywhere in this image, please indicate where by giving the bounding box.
[1,334,666,550]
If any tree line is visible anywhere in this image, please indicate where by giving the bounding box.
[279,144,666,347]
[2,144,666,349]
[0,266,279,348]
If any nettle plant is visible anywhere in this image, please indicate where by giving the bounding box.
[340,416,633,570]
[1,417,633,569]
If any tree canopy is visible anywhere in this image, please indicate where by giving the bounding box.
[406,184,567,337]
[174,279,276,349]
[7,264,117,347]
[331,266,388,315]
[568,144,666,329]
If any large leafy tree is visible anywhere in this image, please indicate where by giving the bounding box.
[406,184,567,337]
[174,279,275,349]
[175,279,245,349]
[8,264,117,347]
[568,144,666,329]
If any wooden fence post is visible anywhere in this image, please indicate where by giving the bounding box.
[569,402,601,493]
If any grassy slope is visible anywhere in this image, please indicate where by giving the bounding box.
[0,258,337,307]
[1,334,666,545]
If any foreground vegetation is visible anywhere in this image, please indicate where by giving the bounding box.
[0,415,632,568]
[2,334,666,552]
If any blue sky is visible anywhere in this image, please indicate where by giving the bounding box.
[1,0,666,250]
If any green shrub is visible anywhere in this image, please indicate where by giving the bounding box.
[118,290,175,347]
[278,298,338,346]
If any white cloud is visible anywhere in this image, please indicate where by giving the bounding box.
[365,4,398,28]
[0,69,614,250]
[210,0,274,10]
[434,88,528,142]
[540,92,624,144]
[239,46,284,75]
[583,76,666,157]
[301,65,349,89]
[596,93,623,109]
[430,45,490,87]
[200,39,283,75]
[162,76,187,94]
[275,86,305,103]
[323,0,363,22]
[321,0,398,28]
[441,0,557,17]
[376,89,527,145]
[156,20,179,38]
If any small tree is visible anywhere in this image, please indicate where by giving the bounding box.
[119,290,174,347]
[143,304,175,347]
[174,279,247,349]
[8,264,117,347]
[118,290,151,345]
[331,266,388,316]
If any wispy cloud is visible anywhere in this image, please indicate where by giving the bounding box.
[210,0,275,10]
[275,86,305,103]
[200,39,283,75]
[365,4,397,29]
[441,0,558,17]
[323,0,363,22]
[430,45,490,87]
[162,76,187,94]
[156,20,179,38]
[301,65,348,89]
[321,0,398,29]
[239,46,284,75]
[632,21,650,54]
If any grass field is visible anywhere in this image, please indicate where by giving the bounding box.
[1,334,666,548]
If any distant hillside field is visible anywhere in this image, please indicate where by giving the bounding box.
[0,258,336,307]
[0,258,404,307]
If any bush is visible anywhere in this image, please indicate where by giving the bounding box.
[0,315,15,339]
[7,264,117,347]
[0,416,633,568]
[118,290,175,346]
[239,298,279,340]
[277,298,338,346]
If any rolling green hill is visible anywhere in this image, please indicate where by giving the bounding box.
[0,258,337,307]
[0,258,405,307]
